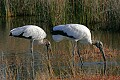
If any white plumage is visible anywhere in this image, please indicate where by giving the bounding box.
[10,25,51,53]
[10,25,46,40]
[10,25,52,78]
[51,24,106,66]
[52,24,92,44]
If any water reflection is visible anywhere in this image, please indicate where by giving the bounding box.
[0,17,120,79]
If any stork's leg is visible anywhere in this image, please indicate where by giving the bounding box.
[30,39,35,79]
[76,42,83,66]
[72,41,76,67]
[30,40,33,53]
[71,41,77,77]
[30,40,34,61]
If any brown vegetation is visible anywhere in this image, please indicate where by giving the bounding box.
[0,45,120,80]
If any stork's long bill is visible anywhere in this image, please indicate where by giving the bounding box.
[92,41,106,63]
[46,44,52,53]
[43,39,52,53]
[99,47,106,62]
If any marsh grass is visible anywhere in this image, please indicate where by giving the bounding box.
[0,44,120,80]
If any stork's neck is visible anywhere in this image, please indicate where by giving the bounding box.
[34,39,49,45]
[85,39,92,44]
[33,39,43,45]
[92,40,96,45]
[92,40,99,45]
[39,39,45,44]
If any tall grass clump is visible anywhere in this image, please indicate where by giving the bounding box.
[0,0,12,17]
[84,0,120,31]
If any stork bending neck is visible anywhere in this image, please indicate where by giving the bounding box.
[92,40,98,45]
[34,39,50,45]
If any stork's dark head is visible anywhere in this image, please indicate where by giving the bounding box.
[44,39,52,52]
[92,41,103,49]
[92,41,106,62]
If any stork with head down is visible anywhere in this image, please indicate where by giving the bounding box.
[9,25,52,78]
[9,25,51,53]
[51,24,106,68]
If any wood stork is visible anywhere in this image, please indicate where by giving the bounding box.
[51,24,106,66]
[9,25,52,78]
[9,25,51,54]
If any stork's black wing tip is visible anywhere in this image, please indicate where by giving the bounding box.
[9,33,12,36]
[50,28,54,34]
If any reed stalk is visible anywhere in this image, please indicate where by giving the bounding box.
[0,0,120,31]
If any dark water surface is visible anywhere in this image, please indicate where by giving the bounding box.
[0,17,120,79]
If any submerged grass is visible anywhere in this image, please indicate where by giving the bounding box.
[0,45,120,80]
